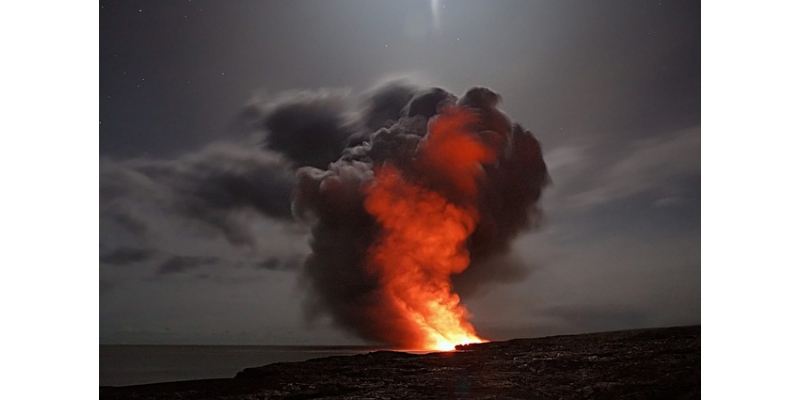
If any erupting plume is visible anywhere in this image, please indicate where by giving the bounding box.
[280,84,548,350]
[363,108,494,350]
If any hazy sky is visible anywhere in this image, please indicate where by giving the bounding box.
[99,0,700,345]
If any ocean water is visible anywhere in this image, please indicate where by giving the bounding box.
[100,345,381,387]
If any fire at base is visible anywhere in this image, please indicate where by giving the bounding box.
[364,108,494,350]
[365,168,486,350]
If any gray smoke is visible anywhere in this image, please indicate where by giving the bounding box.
[290,84,549,346]
[245,89,358,169]
[100,143,296,249]
[100,82,548,347]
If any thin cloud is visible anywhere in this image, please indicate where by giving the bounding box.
[99,247,156,266]
[157,255,220,275]
[565,126,700,208]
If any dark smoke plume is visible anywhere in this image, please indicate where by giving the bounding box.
[246,89,358,170]
[100,82,548,347]
[289,84,549,345]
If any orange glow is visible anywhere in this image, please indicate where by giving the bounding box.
[363,108,492,350]
[416,107,497,198]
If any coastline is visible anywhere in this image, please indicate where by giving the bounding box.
[101,325,700,399]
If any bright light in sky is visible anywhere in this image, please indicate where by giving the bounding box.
[431,0,441,35]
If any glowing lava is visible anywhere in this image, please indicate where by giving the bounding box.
[363,108,493,351]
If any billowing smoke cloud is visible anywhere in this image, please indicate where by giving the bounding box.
[245,89,358,170]
[100,82,548,348]
[289,84,549,348]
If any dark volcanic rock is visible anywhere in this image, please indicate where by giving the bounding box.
[100,326,700,399]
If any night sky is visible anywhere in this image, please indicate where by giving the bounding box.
[99,0,700,345]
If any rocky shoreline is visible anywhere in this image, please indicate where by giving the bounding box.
[100,325,700,399]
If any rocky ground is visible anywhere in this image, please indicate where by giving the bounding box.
[100,325,700,399]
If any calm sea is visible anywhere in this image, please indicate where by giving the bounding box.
[99,345,382,387]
